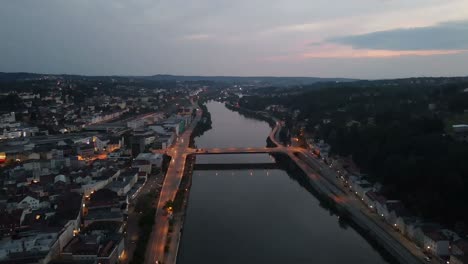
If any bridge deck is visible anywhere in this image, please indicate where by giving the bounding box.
[193,162,278,171]
[191,147,279,154]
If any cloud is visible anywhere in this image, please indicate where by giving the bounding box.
[181,34,212,41]
[2,0,468,78]
[302,47,464,59]
[329,20,468,50]
[264,43,465,62]
[260,23,323,35]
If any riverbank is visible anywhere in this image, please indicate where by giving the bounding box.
[280,150,424,263]
[162,154,195,264]
[228,100,426,263]
[154,102,209,264]
[224,102,280,148]
[144,103,203,264]
[191,103,212,139]
[273,152,398,263]
[178,102,394,264]
[166,104,213,263]
[225,102,276,128]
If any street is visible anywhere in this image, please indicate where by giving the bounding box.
[145,106,202,264]
[122,172,165,264]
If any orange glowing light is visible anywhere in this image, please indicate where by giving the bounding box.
[332,195,347,204]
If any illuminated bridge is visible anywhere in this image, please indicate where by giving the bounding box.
[193,162,278,171]
[186,146,284,155]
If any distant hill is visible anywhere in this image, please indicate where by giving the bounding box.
[0,72,130,82]
[0,72,356,86]
[0,72,45,81]
[141,74,357,86]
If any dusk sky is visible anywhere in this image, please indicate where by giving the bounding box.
[1,0,468,79]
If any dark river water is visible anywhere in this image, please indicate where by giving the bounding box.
[177,101,391,264]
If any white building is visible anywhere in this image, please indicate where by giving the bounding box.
[80,170,120,197]
[133,160,152,174]
[105,169,138,196]
[0,232,58,260]
[18,195,41,210]
[93,136,109,152]
[353,180,372,199]
[424,231,450,256]
[148,125,170,135]
[0,112,15,123]
[135,153,163,167]
[127,119,145,130]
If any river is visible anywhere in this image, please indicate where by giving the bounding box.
[177,101,392,264]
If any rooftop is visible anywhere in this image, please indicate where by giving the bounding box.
[454,238,468,254]
[82,221,123,234]
[86,208,123,221]
[425,230,448,242]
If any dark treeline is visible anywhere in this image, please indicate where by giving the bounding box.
[239,79,468,229]
[191,104,212,139]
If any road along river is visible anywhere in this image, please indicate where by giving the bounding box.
[176,101,393,264]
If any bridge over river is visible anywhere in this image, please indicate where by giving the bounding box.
[193,162,278,171]
[153,146,284,155]
[146,103,425,264]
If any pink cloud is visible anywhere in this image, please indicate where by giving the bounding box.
[261,43,465,63]
[301,43,465,59]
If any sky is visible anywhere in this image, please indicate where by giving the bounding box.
[1,0,468,79]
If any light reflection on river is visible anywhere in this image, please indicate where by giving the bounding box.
[177,101,391,264]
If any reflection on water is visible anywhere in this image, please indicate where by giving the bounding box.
[177,102,391,264]
[194,101,272,148]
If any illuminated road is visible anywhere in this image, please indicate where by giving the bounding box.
[286,151,425,264]
[146,106,202,264]
[146,118,283,264]
[297,151,432,264]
